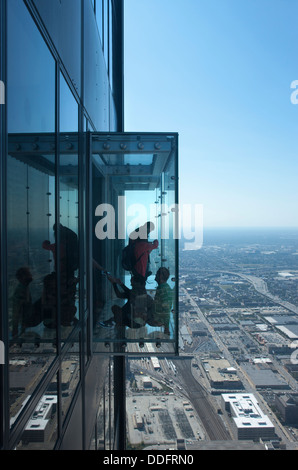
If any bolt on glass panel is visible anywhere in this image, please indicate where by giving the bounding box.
[91,133,179,356]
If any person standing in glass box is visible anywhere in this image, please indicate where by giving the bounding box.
[128,221,159,281]
[154,267,173,336]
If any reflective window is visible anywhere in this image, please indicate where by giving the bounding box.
[7,0,55,133]
[61,340,81,423]
[60,74,78,133]
[91,357,114,449]
[59,73,79,339]
[7,0,57,429]
[96,0,103,45]
[109,0,113,89]
[103,0,109,68]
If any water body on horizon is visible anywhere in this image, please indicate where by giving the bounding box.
[180,226,298,250]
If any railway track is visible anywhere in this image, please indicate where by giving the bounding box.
[174,359,231,441]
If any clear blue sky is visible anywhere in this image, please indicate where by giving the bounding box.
[124,0,298,228]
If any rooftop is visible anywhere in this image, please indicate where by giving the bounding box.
[222,393,274,430]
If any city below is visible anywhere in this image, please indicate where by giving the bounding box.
[126,228,298,451]
[9,227,298,451]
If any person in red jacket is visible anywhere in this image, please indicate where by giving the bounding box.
[129,222,159,281]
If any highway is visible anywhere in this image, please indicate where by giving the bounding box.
[226,271,298,315]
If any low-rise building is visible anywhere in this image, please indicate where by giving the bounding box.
[221,393,275,441]
[275,394,298,425]
[21,395,57,443]
[204,359,243,390]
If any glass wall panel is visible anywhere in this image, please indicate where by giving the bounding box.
[84,0,109,131]
[59,74,79,340]
[90,356,114,449]
[60,74,79,134]
[7,145,57,428]
[7,0,57,429]
[32,0,82,96]
[103,0,109,69]
[61,338,81,423]
[7,0,55,134]
[159,156,178,340]
[96,0,103,46]
[91,133,178,355]
[108,0,113,91]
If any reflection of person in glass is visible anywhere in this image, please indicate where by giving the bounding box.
[42,224,79,326]
[129,221,158,281]
[154,267,173,336]
[41,272,57,329]
[107,274,155,328]
[12,267,33,338]
[42,223,79,277]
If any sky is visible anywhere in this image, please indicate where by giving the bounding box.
[124,0,298,228]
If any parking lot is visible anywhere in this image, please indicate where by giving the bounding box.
[126,393,206,447]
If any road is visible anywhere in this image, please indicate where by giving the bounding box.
[226,271,298,315]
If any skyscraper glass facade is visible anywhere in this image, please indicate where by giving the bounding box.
[0,0,179,450]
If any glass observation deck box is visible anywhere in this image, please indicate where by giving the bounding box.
[6,131,178,357]
[91,133,179,356]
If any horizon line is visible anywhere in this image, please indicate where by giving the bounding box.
[183,226,298,230]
